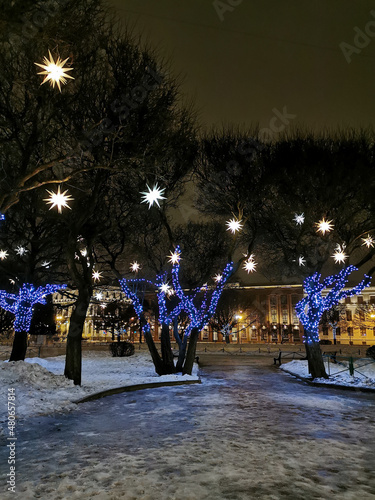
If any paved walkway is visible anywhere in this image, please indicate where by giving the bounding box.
[1,357,374,499]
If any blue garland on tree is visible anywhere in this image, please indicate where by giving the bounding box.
[295,266,371,343]
[119,245,234,337]
[0,283,67,333]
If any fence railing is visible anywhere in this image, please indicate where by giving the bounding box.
[322,353,375,379]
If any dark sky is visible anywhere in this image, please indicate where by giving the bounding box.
[106,0,375,132]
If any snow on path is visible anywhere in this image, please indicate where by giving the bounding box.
[280,358,375,389]
[1,362,374,500]
[0,352,199,422]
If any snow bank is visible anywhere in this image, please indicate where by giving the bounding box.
[0,352,199,421]
[280,358,375,389]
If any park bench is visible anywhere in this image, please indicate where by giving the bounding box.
[274,351,307,365]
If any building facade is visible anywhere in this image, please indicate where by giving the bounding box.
[52,285,375,346]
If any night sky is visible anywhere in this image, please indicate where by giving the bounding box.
[106,0,375,132]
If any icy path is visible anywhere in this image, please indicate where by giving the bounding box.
[1,357,375,500]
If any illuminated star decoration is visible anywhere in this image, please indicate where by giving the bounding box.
[159,283,171,294]
[130,261,141,273]
[95,292,103,301]
[362,234,375,248]
[315,217,334,235]
[35,50,74,92]
[44,186,73,213]
[213,273,222,282]
[332,243,348,264]
[293,213,305,226]
[226,218,243,234]
[0,250,8,260]
[298,256,306,267]
[140,183,166,209]
[92,270,102,282]
[15,246,28,256]
[168,250,181,265]
[243,254,257,273]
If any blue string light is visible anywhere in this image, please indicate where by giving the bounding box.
[0,283,67,333]
[119,245,234,337]
[0,213,4,222]
[296,266,371,344]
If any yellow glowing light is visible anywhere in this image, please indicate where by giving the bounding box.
[0,250,8,260]
[315,217,334,235]
[92,270,102,282]
[362,234,375,248]
[44,186,73,213]
[35,50,74,91]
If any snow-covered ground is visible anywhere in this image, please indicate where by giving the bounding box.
[1,358,374,500]
[280,357,375,389]
[0,351,199,423]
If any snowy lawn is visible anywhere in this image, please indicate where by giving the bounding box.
[0,351,199,422]
[280,357,375,389]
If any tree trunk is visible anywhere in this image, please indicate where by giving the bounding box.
[143,326,169,375]
[305,338,328,379]
[64,287,91,385]
[183,327,199,375]
[160,323,175,373]
[9,331,28,361]
[176,336,188,372]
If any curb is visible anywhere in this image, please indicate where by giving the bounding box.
[280,368,375,393]
[74,379,202,404]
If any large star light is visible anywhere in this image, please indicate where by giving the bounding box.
[168,250,181,265]
[213,273,222,282]
[0,250,8,260]
[332,244,348,264]
[44,186,73,213]
[141,184,166,209]
[315,217,334,235]
[130,262,141,273]
[243,254,257,273]
[92,270,102,282]
[298,256,306,267]
[35,50,74,91]
[362,234,375,248]
[226,218,243,234]
[15,246,28,256]
[159,283,171,294]
[293,213,305,225]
